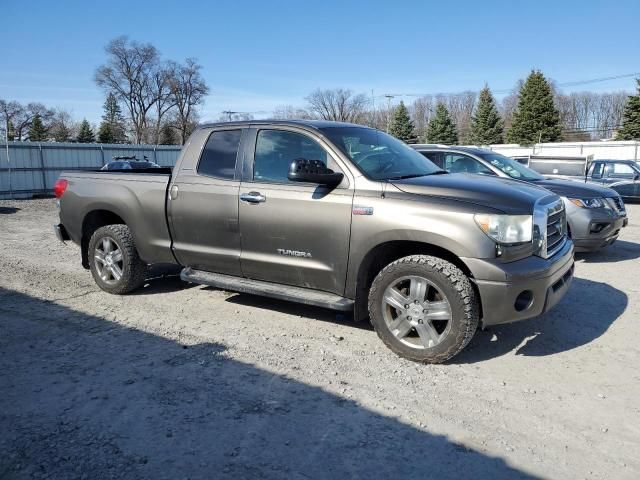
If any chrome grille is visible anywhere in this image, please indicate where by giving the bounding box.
[546,200,567,258]
[608,196,626,214]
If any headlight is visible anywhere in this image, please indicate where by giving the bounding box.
[568,197,605,208]
[474,214,533,244]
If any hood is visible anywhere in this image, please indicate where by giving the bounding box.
[391,173,556,215]
[531,177,618,199]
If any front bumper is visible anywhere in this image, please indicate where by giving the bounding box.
[571,215,627,252]
[462,240,574,326]
[566,203,627,253]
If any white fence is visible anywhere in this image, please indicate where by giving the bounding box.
[483,140,640,161]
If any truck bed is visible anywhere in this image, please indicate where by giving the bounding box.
[58,170,176,266]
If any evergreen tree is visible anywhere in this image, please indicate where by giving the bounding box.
[28,113,47,141]
[389,101,416,142]
[97,122,114,143]
[469,85,503,145]
[506,70,562,145]
[426,103,458,144]
[77,119,95,143]
[97,92,126,143]
[616,79,640,140]
[159,123,177,145]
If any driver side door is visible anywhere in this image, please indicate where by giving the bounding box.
[238,127,354,295]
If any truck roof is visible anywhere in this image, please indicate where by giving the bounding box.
[199,119,372,130]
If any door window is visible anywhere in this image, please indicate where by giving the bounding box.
[590,162,604,179]
[444,153,493,175]
[419,151,444,169]
[253,129,331,183]
[197,129,243,179]
[606,162,635,179]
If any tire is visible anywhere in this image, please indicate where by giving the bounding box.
[88,224,147,294]
[368,255,479,363]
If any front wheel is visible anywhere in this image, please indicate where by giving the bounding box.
[88,224,147,294]
[368,255,479,363]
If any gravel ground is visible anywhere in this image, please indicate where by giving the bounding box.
[1,199,639,480]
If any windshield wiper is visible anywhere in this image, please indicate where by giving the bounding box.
[387,171,448,180]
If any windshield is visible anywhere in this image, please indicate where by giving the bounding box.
[479,152,544,181]
[319,126,443,180]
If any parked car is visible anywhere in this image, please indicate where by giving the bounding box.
[54,120,574,363]
[511,155,640,201]
[583,159,640,201]
[412,145,627,253]
[101,155,162,171]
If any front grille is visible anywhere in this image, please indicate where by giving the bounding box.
[546,201,567,258]
[608,196,626,214]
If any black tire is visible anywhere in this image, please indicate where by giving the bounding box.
[368,255,479,363]
[88,224,147,294]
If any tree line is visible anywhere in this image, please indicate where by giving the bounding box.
[275,71,640,145]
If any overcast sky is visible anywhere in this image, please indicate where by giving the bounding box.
[1,0,639,123]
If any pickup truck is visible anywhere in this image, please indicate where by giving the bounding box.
[54,120,574,363]
[412,146,628,252]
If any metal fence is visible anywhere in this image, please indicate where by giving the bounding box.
[0,142,181,199]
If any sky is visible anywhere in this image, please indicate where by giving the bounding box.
[1,0,639,124]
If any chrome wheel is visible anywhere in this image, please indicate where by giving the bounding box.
[93,237,124,285]
[381,275,452,350]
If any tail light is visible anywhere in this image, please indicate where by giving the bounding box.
[54,179,68,199]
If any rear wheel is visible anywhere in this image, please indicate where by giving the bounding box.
[88,224,147,294]
[368,255,479,363]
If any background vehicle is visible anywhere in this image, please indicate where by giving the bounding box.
[101,155,162,171]
[54,121,574,363]
[412,145,627,253]
[511,155,640,202]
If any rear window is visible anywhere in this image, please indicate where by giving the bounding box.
[197,129,243,179]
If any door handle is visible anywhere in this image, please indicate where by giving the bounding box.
[240,191,266,203]
[169,185,179,200]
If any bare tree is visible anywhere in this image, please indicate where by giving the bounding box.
[49,109,76,142]
[305,88,370,123]
[149,64,176,144]
[95,36,161,144]
[272,104,315,120]
[1,102,54,141]
[168,58,209,144]
[0,99,23,140]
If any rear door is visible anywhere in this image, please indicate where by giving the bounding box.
[237,126,354,295]
[603,162,637,198]
[168,127,245,275]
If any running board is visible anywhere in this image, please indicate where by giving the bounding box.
[180,267,354,311]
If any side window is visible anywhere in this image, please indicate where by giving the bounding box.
[419,151,444,168]
[607,162,635,178]
[445,153,493,175]
[254,129,330,183]
[590,162,603,178]
[197,129,243,179]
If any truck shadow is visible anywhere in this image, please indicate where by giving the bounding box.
[455,278,627,363]
[0,206,20,214]
[575,240,640,263]
[0,287,537,479]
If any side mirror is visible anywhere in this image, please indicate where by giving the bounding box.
[634,173,640,181]
[288,158,344,186]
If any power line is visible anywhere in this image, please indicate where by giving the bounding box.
[378,72,640,100]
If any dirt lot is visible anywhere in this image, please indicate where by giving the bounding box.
[1,199,639,479]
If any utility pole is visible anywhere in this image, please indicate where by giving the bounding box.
[384,95,395,133]
[222,111,238,122]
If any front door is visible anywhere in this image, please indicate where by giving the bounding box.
[238,127,353,295]
[168,128,244,275]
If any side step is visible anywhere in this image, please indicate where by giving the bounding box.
[180,267,354,311]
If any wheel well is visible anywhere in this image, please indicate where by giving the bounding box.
[81,210,126,268]
[353,241,478,322]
